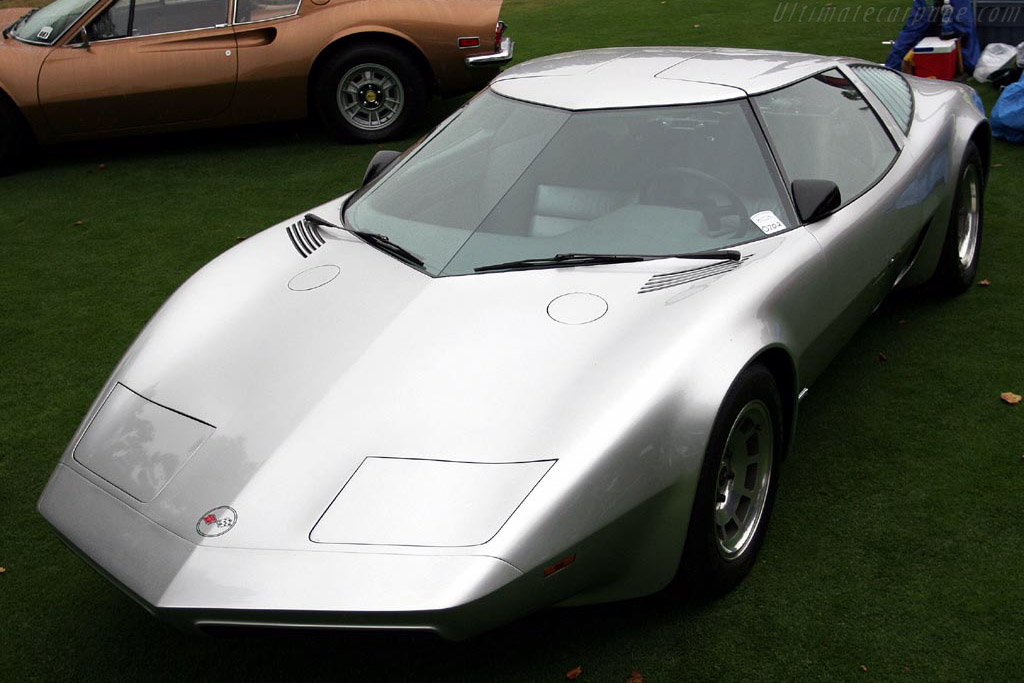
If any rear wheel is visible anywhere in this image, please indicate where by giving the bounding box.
[314,44,427,143]
[931,142,984,295]
[677,364,783,597]
[0,96,31,175]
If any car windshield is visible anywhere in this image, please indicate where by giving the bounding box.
[10,0,96,44]
[346,91,793,276]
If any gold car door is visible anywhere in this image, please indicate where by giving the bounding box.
[38,0,237,136]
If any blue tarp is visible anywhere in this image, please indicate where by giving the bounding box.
[992,70,1024,143]
[884,0,982,72]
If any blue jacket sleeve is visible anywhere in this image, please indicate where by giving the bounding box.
[884,0,981,72]
[885,0,933,69]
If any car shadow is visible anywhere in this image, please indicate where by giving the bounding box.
[25,95,470,172]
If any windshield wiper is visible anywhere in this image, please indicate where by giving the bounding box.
[304,213,425,268]
[473,250,741,273]
[3,8,37,38]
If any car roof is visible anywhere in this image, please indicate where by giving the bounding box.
[491,47,846,110]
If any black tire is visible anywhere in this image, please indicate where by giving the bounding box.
[313,44,427,143]
[676,364,784,598]
[931,142,984,295]
[0,96,31,176]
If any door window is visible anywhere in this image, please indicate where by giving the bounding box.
[87,0,229,39]
[755,69,898,209]
[234,0,301,24]
[87,0,129,40]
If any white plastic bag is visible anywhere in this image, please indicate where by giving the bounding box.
[974,43,1017,82]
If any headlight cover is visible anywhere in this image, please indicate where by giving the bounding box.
[73,383,214,502]
[310,457,554,547]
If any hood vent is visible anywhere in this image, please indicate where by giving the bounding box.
[639,255,750,294]
[286,219,325,258]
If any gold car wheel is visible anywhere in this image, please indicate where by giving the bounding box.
[336,63,406,132]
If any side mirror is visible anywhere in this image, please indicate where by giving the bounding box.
[362,150,400,186]
[792,179,841,224]
[72,27,90,49]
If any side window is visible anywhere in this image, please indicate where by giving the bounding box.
[87,0,130,40]
[89,0,230,39]
[234,0,301,24]
[755,69,898,210]
[850,65,913,135]
[133,0,229,36]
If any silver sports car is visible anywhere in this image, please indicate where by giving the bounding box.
[38,47,988,639]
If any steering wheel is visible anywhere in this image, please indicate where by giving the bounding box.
[644,167,750,238]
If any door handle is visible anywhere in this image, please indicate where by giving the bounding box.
[234,27,276,47]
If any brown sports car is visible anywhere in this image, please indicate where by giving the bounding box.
[0,0,513,171]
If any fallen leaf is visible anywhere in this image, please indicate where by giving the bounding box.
[1000,392,1022,405]
[0,567,6,574]
[626,671,645,683]
[860,665,869,672]
[692,23,702,28]
[73,220,84,226]
[979,279,991,286]
[903,666,911,673]
[875,352,888,363]
[98,163,107,170]
[993,163,1003,168]
[566,666,583,680]
[898,319,908,325]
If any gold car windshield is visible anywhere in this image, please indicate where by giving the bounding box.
[10,0,95,44]
[346,92,793,277]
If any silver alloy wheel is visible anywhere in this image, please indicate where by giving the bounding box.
[714,399,774,560]
[336,63,405,132]
[956,165,981,270]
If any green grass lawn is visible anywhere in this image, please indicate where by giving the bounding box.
[2,0,1023,680]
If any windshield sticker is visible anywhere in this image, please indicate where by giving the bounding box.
[750,211,787,235]
[37,26,53,40]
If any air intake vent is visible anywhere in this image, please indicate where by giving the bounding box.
[639,256,750,294]
[286,219,325,258]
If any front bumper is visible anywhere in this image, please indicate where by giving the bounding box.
[466,36,515,68]
[38,464,532,639]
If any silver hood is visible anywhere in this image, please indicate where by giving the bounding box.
[50,195,824,577]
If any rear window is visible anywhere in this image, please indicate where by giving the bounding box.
[850,65,914,135]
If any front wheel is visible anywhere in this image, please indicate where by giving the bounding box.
[931,142,984,295]
[676,364,784,597]
[314,45,427,143]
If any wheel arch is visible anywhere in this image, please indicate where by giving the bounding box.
[307,30,437,109]
[969,120,992,184]
[0,86,37,146]
[0,88,33,134]
[746,345,798,460]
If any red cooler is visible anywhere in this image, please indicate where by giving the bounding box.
[913,37,959,80]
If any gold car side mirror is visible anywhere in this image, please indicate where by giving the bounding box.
[71,27,90,50]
